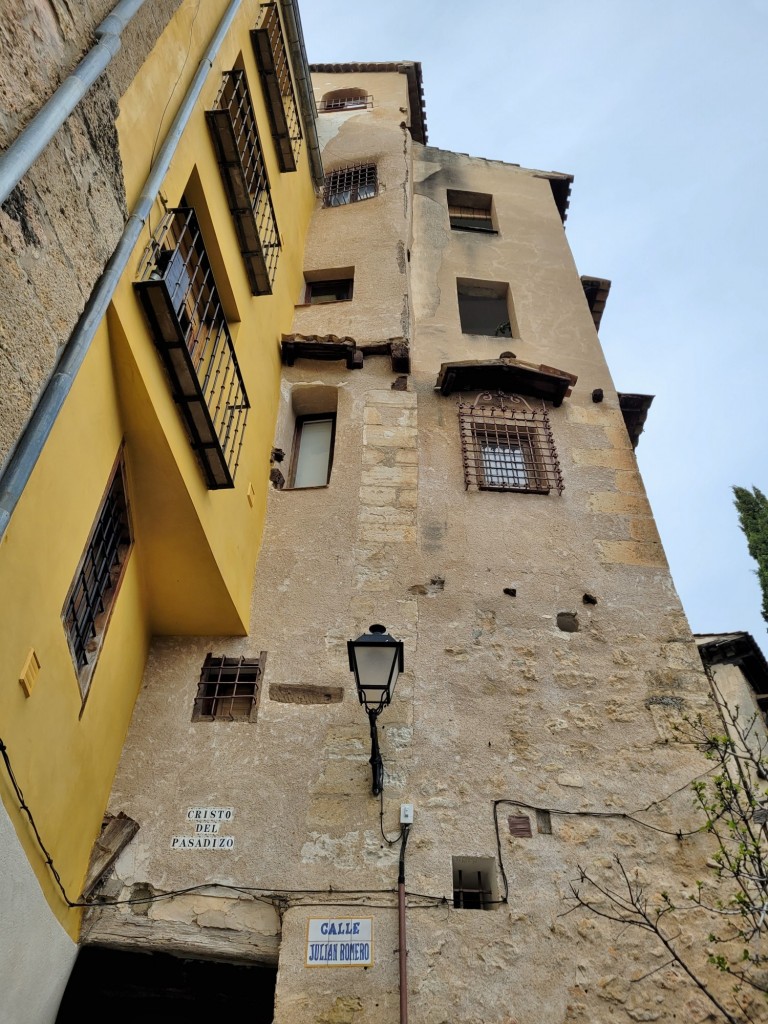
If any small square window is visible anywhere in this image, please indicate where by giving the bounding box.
[452,857,499,910]
[305,279,353,304]
[192,653,265,722]
[457,279,512,337]
[459,395,564,495]
[63,455,133,700]
[290,414,336,489]
[447,189,495,232]
[323,164,378,207]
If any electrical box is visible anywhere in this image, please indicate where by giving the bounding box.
[400,803,414,824]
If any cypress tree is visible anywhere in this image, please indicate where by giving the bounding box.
[733,485,768,624]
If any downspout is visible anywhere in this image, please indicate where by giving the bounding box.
[398,824,411,1024]
[0,0,245,539]
[0,0,150,207]
[279,0,324,187]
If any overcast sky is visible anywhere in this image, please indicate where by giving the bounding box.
[302,1,768,654]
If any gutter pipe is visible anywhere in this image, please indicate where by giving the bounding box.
[279,0,324,187]
[0,0,245,539]
[398,824,410,1024]
[0,0,150,207]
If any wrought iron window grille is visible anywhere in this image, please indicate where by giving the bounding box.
[323,163,378,207]
[134,207,249,489]
[458,392,564,495]
[317,94,373,112]
[251,3,303,172]
[192,654,266,722]
[206,68,280,295]
[63,459,132,694]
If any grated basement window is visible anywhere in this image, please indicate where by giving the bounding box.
[459,393,563,495]
[192,654,266,722]
[63,458,132,697]
[323,163,378,207]
[452,856,498,911]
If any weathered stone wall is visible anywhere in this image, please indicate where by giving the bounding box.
[82,74,748,1023]
[0,0,182,467]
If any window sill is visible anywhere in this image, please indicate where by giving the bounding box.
[450,226,498,234]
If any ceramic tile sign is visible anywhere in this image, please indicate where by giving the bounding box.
[305,918,374,967]
[170,807,236,849]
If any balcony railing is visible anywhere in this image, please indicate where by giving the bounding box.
[134,208,249,489]
[206,69,280,295]
[251,3,302,172]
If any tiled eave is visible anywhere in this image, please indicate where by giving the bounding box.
[581,276,611,332]
[309,61,427,143]
[618,393,654,450]
[696,632,768,704]
[435,357,577,406]
[281,333,410,373]
[534,171,573,223]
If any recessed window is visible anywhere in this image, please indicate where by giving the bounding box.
[447,189,495,232]
[305,278,353,304]
[458,395,564,494]
[63,455,133,700]
[318,88,372,112]
[192,654,265,722]
[452,857,499,911]
[323,163,378,207]
[290,414,336,488]
[457,279,513,337]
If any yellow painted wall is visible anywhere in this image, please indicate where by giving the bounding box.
[0,321,149,937]
[0,0,316,935]
[111,0,317,629]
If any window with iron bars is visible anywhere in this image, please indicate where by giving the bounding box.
[458,394,564,494]
[207,68,280,294]
[317,90,373,112]
[252,3,303,171]
[63,456,132,699]
[323,163,378,207]
[192,653,266,722]
[452,857,498,911]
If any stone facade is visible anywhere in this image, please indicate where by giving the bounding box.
[76,66,756,1022]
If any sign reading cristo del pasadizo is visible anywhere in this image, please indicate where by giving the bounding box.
[305,918,374,967]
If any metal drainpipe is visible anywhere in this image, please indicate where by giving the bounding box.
[279,0,324,187]
[0,0,151,207]
[398,824,411,1024]
[0,0,245,539]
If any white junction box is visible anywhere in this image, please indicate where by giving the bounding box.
[400,803,414,824]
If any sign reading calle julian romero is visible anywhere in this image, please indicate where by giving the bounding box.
[305,918,374,968]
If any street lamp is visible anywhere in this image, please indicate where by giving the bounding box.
[347,624,404,796]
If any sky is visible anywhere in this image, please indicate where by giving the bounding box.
[301,0,768,654]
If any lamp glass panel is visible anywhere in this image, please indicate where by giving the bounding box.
[354,643,399,698]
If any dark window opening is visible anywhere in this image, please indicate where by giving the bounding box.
[63,457,132,698]
[192,653,266,722]
[447,189,495,232]
[323,163,378,207]
[452,857,498,911]
[306,279,353,304]
[457,279,512,336]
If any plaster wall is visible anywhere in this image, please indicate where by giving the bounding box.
[292,72,413,345]
[0,803,76,1023]
[83,88,736,1024]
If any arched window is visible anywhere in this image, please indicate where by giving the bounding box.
[318,88,372,112]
